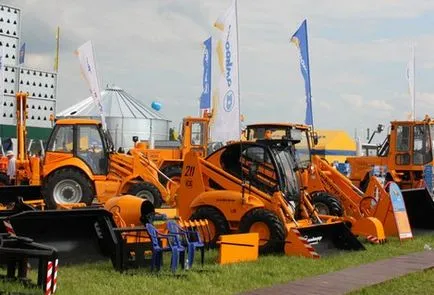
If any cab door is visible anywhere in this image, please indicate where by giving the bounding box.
[75,125,108,175]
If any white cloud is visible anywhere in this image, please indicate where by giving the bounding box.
[4,0,434,137]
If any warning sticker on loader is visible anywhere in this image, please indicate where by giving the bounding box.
[389,182,413,240]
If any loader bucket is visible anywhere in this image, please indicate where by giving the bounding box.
[285,222,364,258]
[401,188,434,229]
[0,208,119,265]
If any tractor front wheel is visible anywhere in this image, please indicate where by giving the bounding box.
[239,208,285,254]
[127,182,163,208]
[42,168,94,209]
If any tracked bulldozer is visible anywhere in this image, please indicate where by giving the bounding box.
[245,123,412,242]
[3,92,173,209]
[346,117,434,229]
[175,138,364,258]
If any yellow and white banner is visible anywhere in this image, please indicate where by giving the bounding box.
[210,0,240,142]
[75,40,106,129]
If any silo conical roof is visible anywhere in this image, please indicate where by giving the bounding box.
[57,85,167,120]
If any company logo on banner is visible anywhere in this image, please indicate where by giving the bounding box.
[210,0,240,143]
[200,37,212,110]
[75,40,106,130]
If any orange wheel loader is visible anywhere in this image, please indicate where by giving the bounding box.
[245,123,413,242]
[346,117,434,229]
[175,138,364,258]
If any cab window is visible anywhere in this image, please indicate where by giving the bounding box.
[191,122,204,146]
[396,125,410,152]
[47,125,73,153]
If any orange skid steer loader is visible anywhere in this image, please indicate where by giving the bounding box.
[175,139,364,258]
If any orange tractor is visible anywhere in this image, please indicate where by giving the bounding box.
[346,117,434,228]
[6,92,173,208]
[175,137,365,257]
[245,123,413,241]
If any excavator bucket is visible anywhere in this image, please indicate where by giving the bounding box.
[285,222,365,258]
[0,208,119,264]
[401,187,434,229]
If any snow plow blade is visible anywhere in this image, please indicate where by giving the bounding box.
[0,208,119,264]
[402,187,434,229]
[285,222,365,258]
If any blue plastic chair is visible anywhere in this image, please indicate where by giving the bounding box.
[145,223,186,273]
[166,220,205,268]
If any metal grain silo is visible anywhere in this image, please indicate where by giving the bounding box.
[57,85,170,149]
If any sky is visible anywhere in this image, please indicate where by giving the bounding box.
[6,0,434,143]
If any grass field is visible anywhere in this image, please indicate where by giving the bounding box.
[352,268,434,295]
[1,234,434,295]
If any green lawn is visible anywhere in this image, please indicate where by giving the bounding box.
[1,235,434,295]
[352,268,434,295]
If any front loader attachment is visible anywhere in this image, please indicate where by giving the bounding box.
[285,222,365,258]
[0,208,119,264]
[401,187,434,229]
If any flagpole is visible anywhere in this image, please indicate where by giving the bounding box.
[234,0,241,140]
[412,45,415,121]
[304,19,314,134]
[54,26,60,127]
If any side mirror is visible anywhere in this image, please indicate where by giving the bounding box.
[132,136,139,143]
[313,134,319,146]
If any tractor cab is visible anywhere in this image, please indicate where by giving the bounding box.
[246,123,312,168]
[180,117,209,157]
[45,119,110,175]
[218,140,301,207]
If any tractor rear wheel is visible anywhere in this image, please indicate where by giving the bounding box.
[239,208,285,254]
[190,206,229,248]
[127,182,163,208]
[42,168,94,209]
[311,192,344,216]
[159,165,182,196]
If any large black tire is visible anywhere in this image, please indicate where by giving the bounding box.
[127,182,163,208]
[0,173,8,186]
[239,208,285,254]
[311,192,344,216]
[190,206,229,248]
[42,168,94,209]
[159,165,182,188]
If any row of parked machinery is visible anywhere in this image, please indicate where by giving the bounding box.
[1,92,434,274]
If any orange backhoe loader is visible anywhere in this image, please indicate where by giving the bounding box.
[245,123,412,242]
[346,117,434,228]
[6,92,173,208]
[175,138,365,258]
